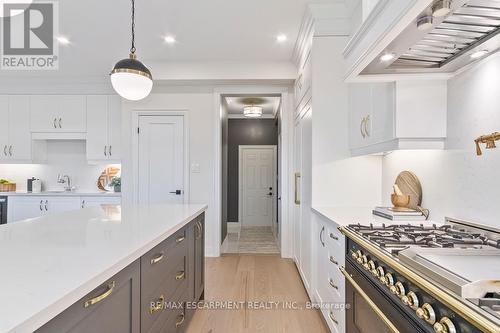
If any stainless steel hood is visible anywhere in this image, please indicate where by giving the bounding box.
[362,0,500,75]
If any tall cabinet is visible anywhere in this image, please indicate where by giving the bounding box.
[0,96,32,161]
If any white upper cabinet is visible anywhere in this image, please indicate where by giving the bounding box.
[0,96,31,162]
[349,80,447,156]
[31,95,86,133]
[86,95,122,162]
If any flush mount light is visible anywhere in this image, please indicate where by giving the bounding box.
[470,50,489,59]
[56,36,70,45]
[243,106,263,118]
[380,53,396,62]
[277,34,288,43]
[164,35,176,44]
[432,0,452,18]
[417,15,434,31]
[110,0,153,101]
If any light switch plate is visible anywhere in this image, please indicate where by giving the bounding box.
[191,163,200,173]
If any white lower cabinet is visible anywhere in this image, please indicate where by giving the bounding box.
[7,195,121,222]
[312,211,346,333]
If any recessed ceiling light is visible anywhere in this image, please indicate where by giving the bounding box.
[276,34,287,43]
[432,0,452,18]
[470,50,489,59]
[164,36,176,44]
[56,36,71,45]
[417,15,434,31]
[380,53,395,62]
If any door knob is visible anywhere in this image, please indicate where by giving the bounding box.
[169,190,182,195]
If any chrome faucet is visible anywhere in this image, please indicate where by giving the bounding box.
[57,174,73,192]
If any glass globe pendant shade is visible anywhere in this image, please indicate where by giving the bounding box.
[111,53,153,101]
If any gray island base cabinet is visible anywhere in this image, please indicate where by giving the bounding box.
[36,212,205,333]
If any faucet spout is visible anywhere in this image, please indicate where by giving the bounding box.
[57,174,72,191]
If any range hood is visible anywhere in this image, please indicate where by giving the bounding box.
[362,0,500,75]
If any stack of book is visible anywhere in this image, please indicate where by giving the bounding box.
[372,207,426,221]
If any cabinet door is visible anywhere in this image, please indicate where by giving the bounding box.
[46,197,81,214]
[194,215,204,301]
[58,95,86,132]
[31,95,58,132]
[349,84,372,149]
[0,96,9,161]
[369,82,395,145]
[86,96,109,161]
[107,95,122,161]
[8,96,31,160]
[36,260,140,333]
[7,196,45,222]
[81,196,121,208]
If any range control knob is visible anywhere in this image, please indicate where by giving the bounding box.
[433,317,456,333]
[384,273,395,287]
[401,291,419,310]
[367,260,376,275]
[351,250,362,260]
[356,252,364,264]
[394,281,406,298]
[416,303,437,325]
[375,266,385,282]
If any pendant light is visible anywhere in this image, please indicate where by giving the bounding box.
[111,0,153,101]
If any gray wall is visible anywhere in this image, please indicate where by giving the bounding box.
[227,119,278,222]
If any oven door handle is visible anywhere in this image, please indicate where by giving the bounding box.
[340,266,401,333]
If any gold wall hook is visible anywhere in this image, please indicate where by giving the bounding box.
[475,132,500,156]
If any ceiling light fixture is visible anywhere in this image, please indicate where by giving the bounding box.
[432,0,452,18]
[110,0,153,101]
[243,105,263,118]
[277,34,287,43]
[56,36,70,45]
[417,15,434,31]
[164,36,176,44]
[470,50,489,59]
[380,53,396,62]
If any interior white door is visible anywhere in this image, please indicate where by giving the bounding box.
[240,146,276,227]
[138,115,184,205]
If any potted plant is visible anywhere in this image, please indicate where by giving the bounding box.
[110,177,121,193]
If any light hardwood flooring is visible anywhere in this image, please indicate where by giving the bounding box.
[186,255,328,333]
[221,226,280,254]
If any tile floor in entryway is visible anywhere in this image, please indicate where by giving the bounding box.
[221,226,280,254]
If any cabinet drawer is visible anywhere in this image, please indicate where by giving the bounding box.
[36,260,140,333]
[141,228,188,290]
[326,223,344,250]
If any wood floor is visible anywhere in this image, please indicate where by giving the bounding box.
[221,227,280,254]
[186,255,328,333]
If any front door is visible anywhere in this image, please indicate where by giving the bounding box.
[239,146,277,227]
[138,115,185,205]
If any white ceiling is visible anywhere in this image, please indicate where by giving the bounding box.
[0,0,338,80]
[225,96,281,116]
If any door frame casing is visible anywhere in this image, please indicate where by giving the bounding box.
[131,110,190,205]
[238,145,278,228]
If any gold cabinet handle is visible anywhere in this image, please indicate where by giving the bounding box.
[176,271,186,280]
[328,311,338,324]
[149,295,165,314]
[150,253,164,265]
[176,235,185,243]
[340,266,400,333]
[84,281,115,308]
[175,313,185,328]
[294,172,301,205]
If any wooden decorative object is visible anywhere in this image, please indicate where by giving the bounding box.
[395,171,423,211]
[97,166,121,192]
[0,183,16,192]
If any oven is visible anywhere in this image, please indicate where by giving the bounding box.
[343,237,483,333]
[0,196,7,225]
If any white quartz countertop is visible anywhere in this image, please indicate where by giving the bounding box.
[0,191,121,197]
[0,203,207,333]
[312,206,439,227]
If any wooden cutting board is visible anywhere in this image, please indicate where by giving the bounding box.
[395,171,422,210]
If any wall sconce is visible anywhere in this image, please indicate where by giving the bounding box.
[475,132,500,156]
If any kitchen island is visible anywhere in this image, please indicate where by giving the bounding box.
[0,203,207,333]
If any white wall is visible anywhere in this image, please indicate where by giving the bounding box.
[0,141,114,192]
[121,92,217,256]
[382,53,500,228]
[311,36,382,207]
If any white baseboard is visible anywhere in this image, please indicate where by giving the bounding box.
[227,222,240,233]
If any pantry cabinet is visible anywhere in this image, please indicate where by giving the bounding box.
[30,95,86,133]
[0,96,32,162]
[349,80,447,156]
[86,95,122,162]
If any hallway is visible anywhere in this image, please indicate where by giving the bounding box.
[221,226,280,254]
[187,255,328,333]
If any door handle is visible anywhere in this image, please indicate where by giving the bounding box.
[81,200,85,208]
[39,200,43,211]
[364,115,371,137]
[320,226,325,247]
[169,190,182,195]
[104,146,107,156]
[53,118,57,129]
[59,118,62,128]
[294,172,301,205]
[3,145,6,156]
[45,200,48,211]
[8,145,12,156]
[360,117,366,138]
[108,145,112,156]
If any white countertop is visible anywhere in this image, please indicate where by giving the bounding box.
[0,203,207,333]
[312,206,440,226]
[0,191,121,197]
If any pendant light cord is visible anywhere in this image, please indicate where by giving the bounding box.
[130,0,136,54]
